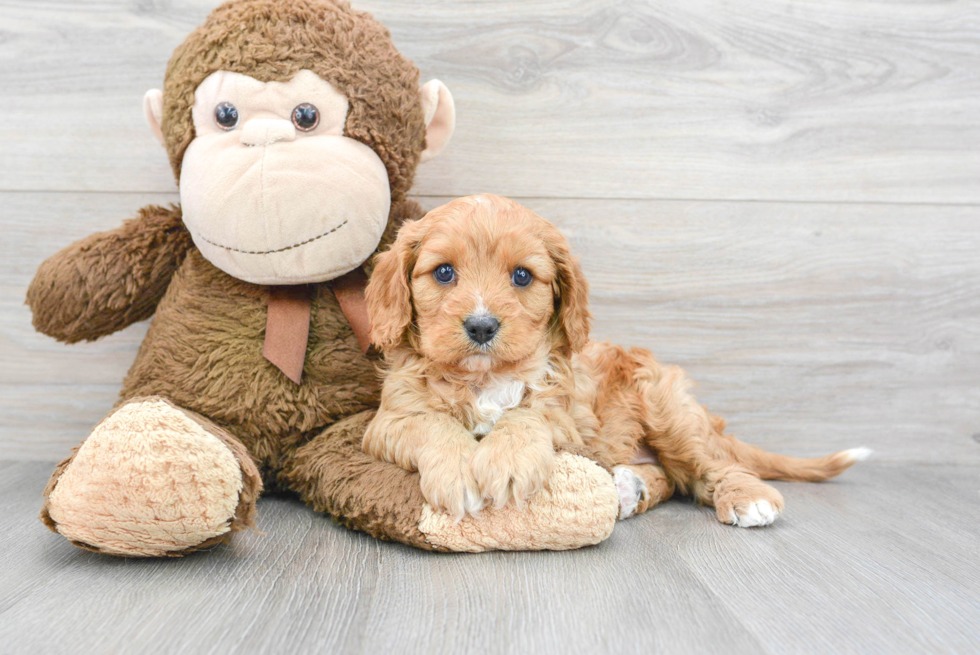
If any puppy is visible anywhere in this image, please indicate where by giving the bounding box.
[363,194,869,525]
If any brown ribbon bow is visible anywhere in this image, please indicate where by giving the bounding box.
[262,268,373,385]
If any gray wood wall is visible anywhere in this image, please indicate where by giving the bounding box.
[2,0,978,463]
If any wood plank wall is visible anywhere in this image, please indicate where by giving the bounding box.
[1,0,977,462]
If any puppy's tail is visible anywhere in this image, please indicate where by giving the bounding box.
[725,438,872,482]
[590,342,872,484]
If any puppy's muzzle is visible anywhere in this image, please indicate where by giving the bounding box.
[463,315,499,345]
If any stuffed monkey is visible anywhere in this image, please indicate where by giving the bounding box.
[27,0,620,556]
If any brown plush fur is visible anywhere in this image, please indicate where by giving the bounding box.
[118,245,383,474]
[365,195,866,526]
[29,0,447,554]
[27,205,192,343]
[280,411,440,550]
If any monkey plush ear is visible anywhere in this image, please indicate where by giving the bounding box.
[419,80,455,164]
[143,89,166,148]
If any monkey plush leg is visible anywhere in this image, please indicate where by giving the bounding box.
[280,411,621,552]
[41,397,261,557]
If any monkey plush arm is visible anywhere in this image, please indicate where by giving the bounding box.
[27,204,193,343]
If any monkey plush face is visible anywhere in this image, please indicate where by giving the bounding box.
[176,70,391,284]
[142,0,454,285]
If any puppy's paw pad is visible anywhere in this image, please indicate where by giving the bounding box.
[613,466,647,520]
[730,500,779,528]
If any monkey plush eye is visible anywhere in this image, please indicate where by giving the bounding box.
[292,103,320,131]
[433,264,455,285]
[214,102,239,130]
[512,267,533,287]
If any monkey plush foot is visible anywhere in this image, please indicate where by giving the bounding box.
[417,452,620,552]
[41,397,261,557]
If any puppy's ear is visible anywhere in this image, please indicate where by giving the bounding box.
[546,226,592,355]
[366,220,424,350]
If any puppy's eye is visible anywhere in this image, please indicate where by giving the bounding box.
[214,102,239,130]
[512,267,533,287]
[433,264,455,284]
[292,103,320,131]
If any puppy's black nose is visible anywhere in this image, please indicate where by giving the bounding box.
[464,315,500,345]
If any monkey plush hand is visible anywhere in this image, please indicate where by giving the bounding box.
[27,0,619,556]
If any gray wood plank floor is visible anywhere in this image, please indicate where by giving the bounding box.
[2,460,977,654]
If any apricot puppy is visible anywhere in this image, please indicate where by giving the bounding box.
[363,195,869,525]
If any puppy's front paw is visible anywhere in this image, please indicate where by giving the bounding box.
[470,433,554,509]
[418,446,483,522]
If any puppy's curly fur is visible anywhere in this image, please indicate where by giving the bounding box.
[364,195,868,525]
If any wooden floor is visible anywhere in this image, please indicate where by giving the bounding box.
[2,0,979,653]
[2,460,978,654]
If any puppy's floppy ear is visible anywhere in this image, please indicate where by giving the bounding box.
[545,225,592,355]
[366,219,424,350]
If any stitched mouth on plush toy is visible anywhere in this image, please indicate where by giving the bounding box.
[197,219,349,255]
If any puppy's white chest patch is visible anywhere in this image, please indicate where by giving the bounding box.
[471,378,525,436]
